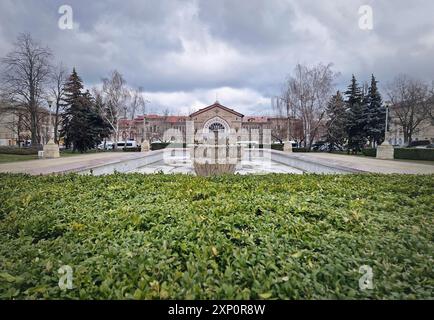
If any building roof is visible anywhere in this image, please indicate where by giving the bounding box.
[189,101,244,118]
[244,116,269,123]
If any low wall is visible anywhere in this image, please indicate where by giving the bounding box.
[270,150,363,174]
[76,148,365,175]
[78,150,164,175]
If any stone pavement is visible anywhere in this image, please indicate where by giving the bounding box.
[287,152,434,174]
[0,152,147,175]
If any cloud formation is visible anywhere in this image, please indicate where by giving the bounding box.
[1,0,433,115]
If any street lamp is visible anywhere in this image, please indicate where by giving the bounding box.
[42,99,60,158]
[384,102,391,143]
[47,99,53,142]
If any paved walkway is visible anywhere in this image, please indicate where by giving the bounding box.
[0,152,146,175]
[287,153,434,174]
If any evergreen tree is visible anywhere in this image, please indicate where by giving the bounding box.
[364,75,385,146]
[325,91,347,151]
[85,90,112,148]
[60,69,112,152]
[60,68,83,149]
[345,75,366,153]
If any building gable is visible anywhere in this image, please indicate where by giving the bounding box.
[189,102,244,119]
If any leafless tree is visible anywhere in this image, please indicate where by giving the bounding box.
[0,33,52,146]
[100,70,130,147]
[387,75,433,144]
[279,63,338,149]
[49,63,68,143]
[122,87,145,145]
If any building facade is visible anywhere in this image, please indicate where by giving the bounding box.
[117,101,305,145]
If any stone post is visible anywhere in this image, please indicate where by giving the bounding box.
[283,141,293,153]
[141,140,150,152]
[43,140,60,158]
[376,136,394,160]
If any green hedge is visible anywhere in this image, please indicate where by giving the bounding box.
[1,174,432,299]
[0,146,39,155]
[150,143,187,150]
[362,148,377,157]
[395,148,434,161]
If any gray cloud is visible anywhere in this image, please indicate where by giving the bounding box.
[1,0,434,114]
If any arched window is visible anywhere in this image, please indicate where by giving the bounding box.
[209,122,225,131]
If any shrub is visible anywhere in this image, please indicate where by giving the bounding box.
[0,146,39,155]
[407,140,430,148]
[0,174,433,299]
[395,148,434,161]
[271,144,283,151]
[362,148,377,157]
[122,147,141,152]
[258,144,284,151]
[293,147,308,152]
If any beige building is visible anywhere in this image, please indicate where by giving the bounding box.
[118,101,305,145]
[388,110,434,146]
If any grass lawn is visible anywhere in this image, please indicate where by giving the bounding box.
[0,174,433,299]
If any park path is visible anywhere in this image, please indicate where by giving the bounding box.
[0,152,146,175]
[288,152,434,174]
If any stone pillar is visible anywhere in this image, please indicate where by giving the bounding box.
[283,141,293,153]
[43,140,60,159]
[376,140,394,160]
[141,140,150,152]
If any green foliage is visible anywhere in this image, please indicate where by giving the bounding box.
[0,174,433,299]
[362,148,377,157]
[60,69,112,152]
[364,75,386,146]
[345,75,366,152]
[0,146,39,155]
[395,148,434,161]
[325,91,347,151]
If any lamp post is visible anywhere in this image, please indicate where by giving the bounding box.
[376,102,394,160]
[141,99,151,152]
[42,98,60,158]
[47,99,53,143]
[385,103,389,141]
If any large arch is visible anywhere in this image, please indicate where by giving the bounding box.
[202,116,230,134]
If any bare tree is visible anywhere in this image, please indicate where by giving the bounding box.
[387,75,433,144]
[1,33,52,146]
[49,63,68,144]
[122,87,145,146]
[280,63,338,150]
[100,70,129,147]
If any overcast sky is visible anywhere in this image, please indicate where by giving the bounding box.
[1,0,434,115]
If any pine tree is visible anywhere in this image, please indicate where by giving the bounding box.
[345,75,366,153]
[364,75,385,147]
[325,91,347,151]
[60,69,112,152]
[60,68,84,149]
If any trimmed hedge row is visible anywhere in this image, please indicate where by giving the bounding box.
[0,146,39,155]
[395,148,434,161]
[362,148,377,157]
[1,174,433,299]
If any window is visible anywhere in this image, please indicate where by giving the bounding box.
[209,122,225,131]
